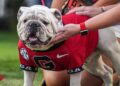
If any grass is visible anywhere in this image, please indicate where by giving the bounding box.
[0,31,43,86]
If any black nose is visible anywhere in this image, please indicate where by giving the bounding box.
[28,22,40,33]
[30,22,40,28]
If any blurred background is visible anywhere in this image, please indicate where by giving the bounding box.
[0,0,51,86]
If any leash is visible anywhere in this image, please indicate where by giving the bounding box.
[41,0,45,5]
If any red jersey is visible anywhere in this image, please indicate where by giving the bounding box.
[18,14,98,74]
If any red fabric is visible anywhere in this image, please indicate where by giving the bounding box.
[80,22,86,30]
[62,14,98,68]
[62,14,90,24]
[18,14,98,72]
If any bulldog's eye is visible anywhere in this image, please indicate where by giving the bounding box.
[42,20,49,25]
[23,19,28,23]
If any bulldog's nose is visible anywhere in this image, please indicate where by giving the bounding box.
[30,22,40,28]
[29,22,40,33]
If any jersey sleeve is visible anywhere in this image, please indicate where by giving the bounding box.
[18,40,38,72]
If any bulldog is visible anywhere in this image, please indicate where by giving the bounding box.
[17,5,120,86]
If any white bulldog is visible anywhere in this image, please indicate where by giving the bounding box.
[17,5,62,51]
[17,5,120,86]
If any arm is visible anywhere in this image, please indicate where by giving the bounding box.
[51,0,67,11]
[93,0,120,7]
[66,0,119,16]
[85,4,120,30]
[67,4,118,17]
[49,4,120,44]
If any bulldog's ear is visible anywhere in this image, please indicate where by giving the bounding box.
[17,7,28,20]
[50,8,62,21]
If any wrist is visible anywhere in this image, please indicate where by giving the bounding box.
[79,22,88,36]
[75,24,81,34]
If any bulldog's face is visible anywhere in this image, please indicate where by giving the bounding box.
[17,5,63,51]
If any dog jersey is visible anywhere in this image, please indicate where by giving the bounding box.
[18,14,98,74]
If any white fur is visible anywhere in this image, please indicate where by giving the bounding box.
[23,71,35,86]
[70,72,81,86]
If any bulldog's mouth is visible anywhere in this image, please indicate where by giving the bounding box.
[26,36,51,46]
[28,37,40,45]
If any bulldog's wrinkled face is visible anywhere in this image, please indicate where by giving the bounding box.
[17,5,63,51]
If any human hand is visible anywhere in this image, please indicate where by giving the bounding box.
[67,6,103,17]
[48,24,80,44]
